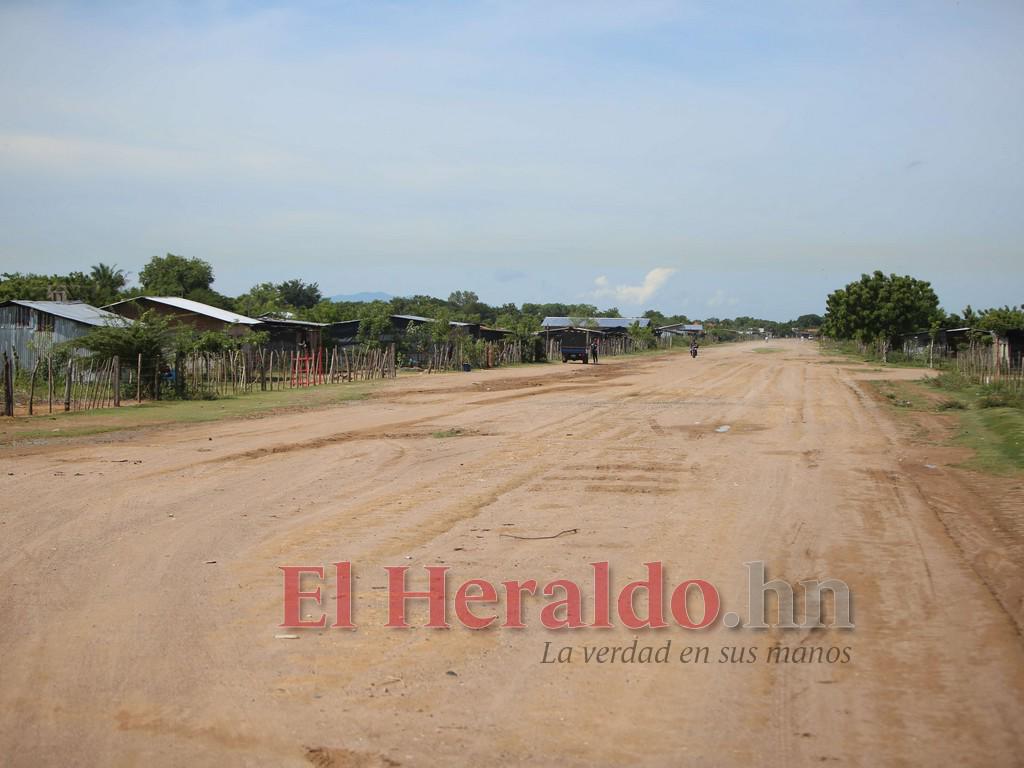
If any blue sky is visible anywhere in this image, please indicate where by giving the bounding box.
[1,1,1021,318]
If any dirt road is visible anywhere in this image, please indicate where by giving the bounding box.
[2,340,1022,766]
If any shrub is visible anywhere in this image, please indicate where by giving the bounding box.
[929,371,971,391]
[978,389,1023,409]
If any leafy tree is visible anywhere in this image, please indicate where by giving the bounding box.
[400,322,435,363]
[793,313,823,328]
[628,320,655,349]
[431,310,454,344]
[182,328,270,354]
[77,311,173,392]
[643,309,667,326]
[448,290,479,310]
[643,309,691,327]
[521,302,600,321]
[391,294,450,320]
[0,270,126,305]
[356,306,393,347]
[447,290,487,322]
[495,312,540,342]
[139,253,215,296]
[0,272,53,301]
[236,283,286,318]
[823,271,941,359]
[277,279,321,309]
[976,306,1024,334]
[303,298,382,323]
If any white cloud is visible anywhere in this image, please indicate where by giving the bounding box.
[592,267,675,305]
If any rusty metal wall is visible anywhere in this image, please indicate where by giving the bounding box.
[0,307,92,370]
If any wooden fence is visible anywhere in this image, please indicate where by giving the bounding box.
[422,339,525,372]
[952,346,1023,392]
[2,351,129,415]
[0,343,402,416]
[3,338,530,415]
[1,333,667,416]
[543,335,649,361]
[174,344,398,399]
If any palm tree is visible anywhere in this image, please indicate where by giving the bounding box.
[89,263,127,305]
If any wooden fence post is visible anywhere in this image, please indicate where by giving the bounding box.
[112,356,120,407]
[64,359,73,412]
[137,353,143,403]
[2,352,13,417]
[28,360,39,415]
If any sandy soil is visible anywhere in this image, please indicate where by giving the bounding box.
[1,340,1022,767]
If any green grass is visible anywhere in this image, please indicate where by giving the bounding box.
[0,383,370,444]
[868,380,934,411]
[431,428,464,438]
[870,376,1024,475]
[954,406,1024,475]
[818,339,945,370]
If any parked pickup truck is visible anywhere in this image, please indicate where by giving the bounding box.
[561,329,590,364]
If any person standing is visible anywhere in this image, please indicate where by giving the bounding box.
[590,341,599,364]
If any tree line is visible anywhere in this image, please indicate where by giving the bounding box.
[1,252,823,334]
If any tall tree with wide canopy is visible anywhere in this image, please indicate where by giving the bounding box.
[138,254,215,297]
[277,279,321,309]
[823,271,941,359]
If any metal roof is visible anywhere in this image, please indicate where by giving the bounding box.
[2,300,123,326]
[390,315,477,328]
[541,317,650,329]
[104,296,262,325]
[256,315,327,327]
[391,314,434,323]
[657,323,704,333]
[538,326,606,335]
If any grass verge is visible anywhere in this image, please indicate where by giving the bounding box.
[869,376,1024,475]
[0,383,370,445]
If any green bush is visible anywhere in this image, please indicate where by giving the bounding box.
[978,388,1023,409]
[929,371,971,390]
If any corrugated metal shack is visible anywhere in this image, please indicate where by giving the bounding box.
[0,300,123,370]
[656,322,704,339]
[322,315,514,347]
[256,316,326,353]
[103,296,262,335]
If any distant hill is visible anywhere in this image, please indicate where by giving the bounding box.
[328,291,392,303]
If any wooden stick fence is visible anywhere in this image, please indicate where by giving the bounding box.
[953,346,1023,391]
[543,336,645,362]
[4,337,538,417]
